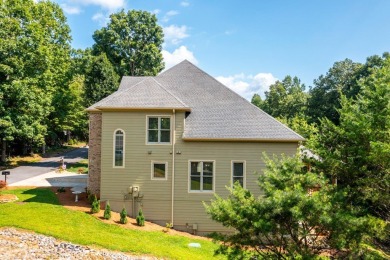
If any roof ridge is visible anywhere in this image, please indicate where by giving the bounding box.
[151,77,189,107]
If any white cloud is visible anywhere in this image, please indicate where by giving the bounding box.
[61,3,81,15]
[162,10,179,22]
[70,0,125,10]
[180,1,190,7]
[162,46,198,70]
[216,73,278,100]
[92,12,108,26]
[151,9,160,15]
[163,25,189,45]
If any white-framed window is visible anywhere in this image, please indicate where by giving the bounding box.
[189,161,214,192]
[232,161,245,187]
[113,129,125,168]
[147,116,171,144]
[151,161,168,180]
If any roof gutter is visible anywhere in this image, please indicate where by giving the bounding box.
[181,137,305,142]
[85,107,191,112]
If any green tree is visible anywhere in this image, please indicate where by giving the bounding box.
[69,48,93,78]
[92,10,164,77]
[51,75,88,142]
[84,53,119,107]
[310,56,390,221]
[120,207,128,224]
[104,200,111,220]
[91,195,100,214]
[0,0,72,156]
[307,59,362,125]
[277,115,317,140]
[256,76,308,119]
[251,93,263,108]
[205,154,385,259]
[307,54,389,125]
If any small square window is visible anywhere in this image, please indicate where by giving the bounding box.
[152,162,167,180]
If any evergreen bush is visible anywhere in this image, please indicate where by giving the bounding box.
[91,195,100,213]
[103,201,111,220]
[136,209,145,226]
[120,207,128,224]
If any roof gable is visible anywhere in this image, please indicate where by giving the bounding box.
[87,77,189,110]
[88,60,304,141]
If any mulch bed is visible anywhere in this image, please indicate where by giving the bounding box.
[52,187,210,240]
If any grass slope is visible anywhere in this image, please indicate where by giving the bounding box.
[0,188,221,259]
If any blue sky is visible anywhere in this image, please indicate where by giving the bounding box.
[54,0,390,100]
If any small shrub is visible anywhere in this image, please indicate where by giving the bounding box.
[0,180,7,189]
[91,195,100,214]
[104,201,111,220]
[120,207,128,224]
[164,222,173,233]
[87,193,95,204]
[136,209,145,226]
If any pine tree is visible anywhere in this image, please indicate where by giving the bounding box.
[91,195,100,214]
[136,209,145,226]
[120,207,128,224]
[103,200,111,220]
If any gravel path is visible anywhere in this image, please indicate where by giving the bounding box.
[0,228,156,260]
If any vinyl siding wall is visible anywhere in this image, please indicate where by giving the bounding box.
[100,111,299,234]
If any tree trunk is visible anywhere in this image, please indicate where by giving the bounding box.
[42,143,46,154]
[1,140,6,162]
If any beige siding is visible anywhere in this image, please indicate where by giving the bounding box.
[100,111,299,233]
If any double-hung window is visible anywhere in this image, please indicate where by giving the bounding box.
[114,129,124,167]
[232,161,245,187]
[190,161,214,192]
[147,116,171,144]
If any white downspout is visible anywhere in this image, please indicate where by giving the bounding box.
[171,109,176,225]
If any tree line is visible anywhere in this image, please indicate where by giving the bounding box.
[0,0,164,162]
[206,53,390,258]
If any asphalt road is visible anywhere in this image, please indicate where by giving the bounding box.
[3,147,88,185]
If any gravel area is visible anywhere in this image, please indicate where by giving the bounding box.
[0,228,156,260]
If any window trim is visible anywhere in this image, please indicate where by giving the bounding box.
[146,115,172,145]
[188,160,215,193]
[231,160,246,188]
[151,161,168,180]
[113,129,125,168]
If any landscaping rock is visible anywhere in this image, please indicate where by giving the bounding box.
[0,228,156,259]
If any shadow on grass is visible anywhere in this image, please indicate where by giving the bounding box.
[22,188,60,205]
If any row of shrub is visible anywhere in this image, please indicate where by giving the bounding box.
[90,195,145,226]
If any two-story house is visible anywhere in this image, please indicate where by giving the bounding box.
[87,60,304,234]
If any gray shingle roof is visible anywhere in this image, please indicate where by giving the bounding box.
[88,60,304,141]
[87,77,189,110]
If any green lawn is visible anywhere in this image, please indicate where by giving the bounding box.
[66,159,88,174]
[0,188,222,259]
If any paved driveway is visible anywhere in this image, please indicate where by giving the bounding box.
[2,147,88,187]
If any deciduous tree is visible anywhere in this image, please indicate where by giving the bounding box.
[0,0,72,156]
[92,10,164,77]
[84,53,119,107]
[254,76,308,120]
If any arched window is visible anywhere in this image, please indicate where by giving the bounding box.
[114,129,124,167]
